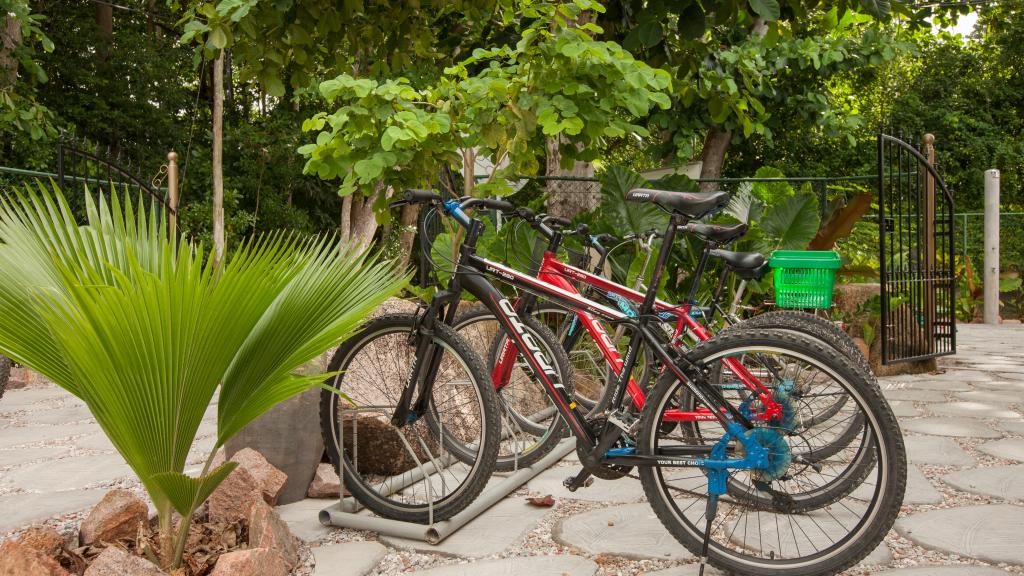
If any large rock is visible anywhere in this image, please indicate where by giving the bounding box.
[207,465,263,524]
[833,283,880,315]
[248,499,300,570]
[209,548,288,576]
[17,526,65,559]
[0,540,70,576]
[79,489,149,546]
[230,448,288,505]
[307,463,341,499]
[226,388,324,505]
[83,546,166,576]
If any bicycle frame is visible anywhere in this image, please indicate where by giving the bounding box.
[408,201,758,469]
[491,241,781,424]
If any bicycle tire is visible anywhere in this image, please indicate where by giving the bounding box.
[319,314,501,523]
[453,305,572,471]
[638,328,906,576]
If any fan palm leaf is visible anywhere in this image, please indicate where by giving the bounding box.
[0,182,407,569]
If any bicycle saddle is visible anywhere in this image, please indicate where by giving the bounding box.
[687,222,748,245]
[625,188,731,220]
[710,249,769,280]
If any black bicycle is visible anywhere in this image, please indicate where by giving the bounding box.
[321,188,906,576]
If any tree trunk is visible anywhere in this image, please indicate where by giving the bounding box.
[545,136,600,219]
[338,187,381,253]
[396,204,420,270]
[698,128,731,192]
[95,2,113,60]
[1,14,23,89]
[212,51,226,266]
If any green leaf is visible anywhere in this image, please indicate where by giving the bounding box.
[353,157,384,181]
[677,4,707,41]
[759,193,820,252]
[207,27,228,50]
[150,463,238,516]
[859,0,891,18]
[748,0,781,21]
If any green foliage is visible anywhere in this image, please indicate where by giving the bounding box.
[0,0,56,141]
[0,184,406,569]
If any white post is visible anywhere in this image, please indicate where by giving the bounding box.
[984,169,1000,324]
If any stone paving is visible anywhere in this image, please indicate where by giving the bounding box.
[4,324,1024,575]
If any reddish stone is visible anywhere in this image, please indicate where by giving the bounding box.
[79,489,149,546]
[0,540,70,576]
[307,463,341,499]
[209,548,288,576]
[17,526,65,558]
[230,448,287,505]
[247,500,299,569]
[206,465,262,524]
[83,546,166,576]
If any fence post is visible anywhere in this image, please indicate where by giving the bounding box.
[167,151,179,236]
[984,169,1000,324]
[923,134,936,353]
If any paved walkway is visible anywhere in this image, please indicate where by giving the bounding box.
[3,324,1024,575]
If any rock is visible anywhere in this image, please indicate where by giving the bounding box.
[311,541,388,576]
[248,499,300,570]
[17,526,65,558]
[0,540,70,576]
[307,463,341,499]
[79,489,149,546]
[852,337,870,360]
[230,448,288,505]
[833,283,880,315]
[335,415,436,477]
[207,465,263,524]
[84,546,166,576]
[210,548,288,576]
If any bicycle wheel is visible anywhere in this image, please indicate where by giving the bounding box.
[638,329,906,576]
[319,313,500,523]
[0,355,10,401]
[453,305,571,471]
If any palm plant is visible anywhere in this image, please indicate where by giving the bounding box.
[0,183,407,570]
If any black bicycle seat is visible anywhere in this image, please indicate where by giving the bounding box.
[687,222,748,245]
[710,249,768,280]
[625,188,731,220]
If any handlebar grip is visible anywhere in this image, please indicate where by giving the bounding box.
[479,198,516,212]
[574,223,590,236]
[403,189,442,203]
[595,233,618,244]
[542,215,572,228]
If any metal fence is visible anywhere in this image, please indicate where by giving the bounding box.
[959,211,1024,272]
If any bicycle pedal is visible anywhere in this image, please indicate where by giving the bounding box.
[563,473,594,492]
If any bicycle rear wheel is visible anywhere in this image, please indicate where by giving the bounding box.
[319,313,501,523]
[638,329,905,576]
[0,355,10,401]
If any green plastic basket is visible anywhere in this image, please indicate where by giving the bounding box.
[769,250,842,309]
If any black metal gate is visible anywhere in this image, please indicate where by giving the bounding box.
[56,134,174,215]
[878,133,956,364]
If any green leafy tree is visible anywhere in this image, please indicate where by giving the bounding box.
[0,0,55,141]
[0,184,406,570]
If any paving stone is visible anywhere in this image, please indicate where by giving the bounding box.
[0,445,69,468]
[406,555,598,576]
[896,504,1024,564]
[853,464,941,505]
[904,380,973,392]
[901,418,1001,439]
[927,402,1021,420]
[888,401,922,418]
[0,489,107,533]
[997,420,1024,435]
[930,370,994,382]
[76,433,116,452]
[0,387,67,413]
[958,390,1024,404]
[861,542,894,567]
[1,453,133,491]
[384,497,551,558]
[275,498,333,542]
[526,466,645,503]
[0,422,96,449]
[552,503,691,561]
[944,465,1024,500]
[996,372,1024,381]
[874,566,1011,576]
[881,389,949,403]
[972,380,1024,392]
[24,404,95,425]
[978,438,1024,462]
[727,503,868,557]
[311,541,387,576]
[902,436,976,466]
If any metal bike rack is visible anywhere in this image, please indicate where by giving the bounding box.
[318,405,575,544]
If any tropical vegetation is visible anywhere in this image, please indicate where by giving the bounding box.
[0,184,406,570]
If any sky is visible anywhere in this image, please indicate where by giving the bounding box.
[947,12,979,36]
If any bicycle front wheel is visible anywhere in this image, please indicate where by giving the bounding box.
[319,313,501,523]
[638,328,906,576]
